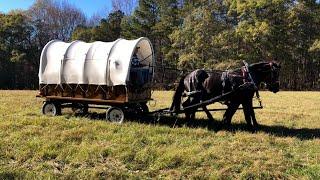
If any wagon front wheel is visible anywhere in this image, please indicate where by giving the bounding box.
[42,102,61,116]
[106,107,124,124]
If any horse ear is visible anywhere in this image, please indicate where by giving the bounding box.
[273,61,281,68]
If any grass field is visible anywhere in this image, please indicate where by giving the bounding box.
[0,90,319,179]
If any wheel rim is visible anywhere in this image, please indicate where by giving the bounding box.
[107,107,124,123]
[44,103,56,116]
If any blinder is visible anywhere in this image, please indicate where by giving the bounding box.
[266,62,280,93]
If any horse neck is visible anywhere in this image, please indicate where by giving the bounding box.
[249,65,269,88]
[250,71,263,88]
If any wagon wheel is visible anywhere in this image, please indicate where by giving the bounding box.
[106,107,125,124]
[42,102,61,116]
[71,103,88,115]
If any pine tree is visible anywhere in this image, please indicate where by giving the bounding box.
[121,0,159,40]
[91,10,124,42]
[154,0,181,65]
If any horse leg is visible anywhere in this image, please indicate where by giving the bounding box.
[182,97,191,121]
[190,111,196,121]
[189,97,199,121]
[247,99,259,127]
[222,102,239,127]
[242,102,254,129]
[202,105,214,121]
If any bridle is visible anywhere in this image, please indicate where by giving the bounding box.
[266,62,280,88]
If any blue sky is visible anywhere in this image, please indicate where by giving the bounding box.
[0,0,113,17]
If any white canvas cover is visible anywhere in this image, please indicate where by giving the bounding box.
[61,41,92,84]
[39,37,154,86]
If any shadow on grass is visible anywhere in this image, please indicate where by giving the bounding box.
[78,112,320,140]
[146,116,320,140]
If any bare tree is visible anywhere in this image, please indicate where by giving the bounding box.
[28,0,86,45]
[86,7,111,27]
[112,0,137,15]
[87,13,103,27]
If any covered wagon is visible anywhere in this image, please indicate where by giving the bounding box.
[37,37,154,122]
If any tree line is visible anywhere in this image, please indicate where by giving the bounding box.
[0,0,319,90]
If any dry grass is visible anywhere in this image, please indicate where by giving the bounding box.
[0,90,319,179]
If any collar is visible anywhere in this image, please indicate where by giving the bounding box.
[241,65,258,90]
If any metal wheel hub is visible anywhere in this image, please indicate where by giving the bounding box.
[42,102,60,116]
[106,107,124,123]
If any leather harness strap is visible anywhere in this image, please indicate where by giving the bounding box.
[242,61,262,106]
[221,71,229,94]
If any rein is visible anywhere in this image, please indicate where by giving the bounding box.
[244,61,264,106]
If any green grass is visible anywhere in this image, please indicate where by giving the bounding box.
[0,90,319,179]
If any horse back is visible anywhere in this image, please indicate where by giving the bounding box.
[183,69,208,92]
[203,72,224,96]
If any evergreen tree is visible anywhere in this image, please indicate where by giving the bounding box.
[154,0,181,65]
[71,26,93,42]
[121,0,159,40]
[121,0,161,63]
[0,12,36,88]
[72,10,124,42]
[91,10,124,42]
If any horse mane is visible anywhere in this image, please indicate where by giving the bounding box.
[250,61,280,68]
[248,61,280,73]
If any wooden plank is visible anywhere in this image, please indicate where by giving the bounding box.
[45,96,126,104]
[38,95,151,105]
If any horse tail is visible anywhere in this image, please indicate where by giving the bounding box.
[170,75,186,112]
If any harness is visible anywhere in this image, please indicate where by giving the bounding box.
[242,60,262,106]
[221,61,262,106]
[221,70,231,94]
[268,62,279,85]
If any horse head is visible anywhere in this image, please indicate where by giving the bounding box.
[250,61,281,93]
[267,61,281,93]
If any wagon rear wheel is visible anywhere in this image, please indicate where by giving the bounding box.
[42,102,61,116]
[106,107,124,124]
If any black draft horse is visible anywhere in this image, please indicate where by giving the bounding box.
[170,61,281,129]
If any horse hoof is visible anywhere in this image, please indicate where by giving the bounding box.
[220,122,230,130]
[248,126,258,133]
[253,123,259,127]
[253,123,260,130]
